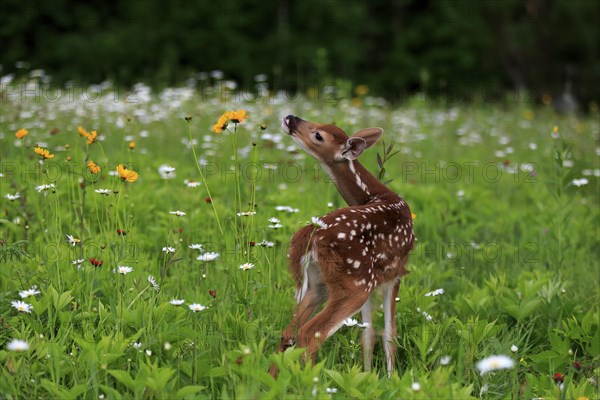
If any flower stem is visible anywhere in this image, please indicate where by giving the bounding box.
[186,122,224,237]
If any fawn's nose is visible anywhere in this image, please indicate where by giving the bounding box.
[283,115,298,134]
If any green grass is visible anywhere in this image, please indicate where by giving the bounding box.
[0,82,599,399]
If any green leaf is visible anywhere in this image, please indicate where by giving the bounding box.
[108,369,136,390]
[325,369,344,388]
[207,366,227,378]
[387,141,395,155]
[66,384,87,399]
[588,328,600,356]
[175,385,206,399]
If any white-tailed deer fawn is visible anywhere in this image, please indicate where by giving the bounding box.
[270,115,415,377]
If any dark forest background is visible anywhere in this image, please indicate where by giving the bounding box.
[1,0,599,105]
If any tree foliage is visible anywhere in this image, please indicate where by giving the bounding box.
[1,0,598,103]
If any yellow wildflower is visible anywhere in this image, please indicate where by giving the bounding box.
[354,84,369,96]
[15,128,28,139]
[411,213,417,220]
[78,126,97,144]
[87,161,101,174]
[78,126,90,138]
[212,114,229,134]
[129,141,136,150]
[86,130,98,145]
[225,109,248,124]
[117,164,139,183]
[34,147,54,159]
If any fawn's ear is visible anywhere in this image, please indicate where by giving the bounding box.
[351,128,383,149]
[341,137,367,160]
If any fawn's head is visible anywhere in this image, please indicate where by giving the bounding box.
[282,115,383,164]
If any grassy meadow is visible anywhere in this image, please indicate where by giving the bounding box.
[0,80,599,399]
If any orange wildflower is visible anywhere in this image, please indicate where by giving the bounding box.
[212,114,229,134]
[86,130,98,145]
[212,109,248,133]
[34,147,54,159]
[78,126,90,138]
[117,164,139,183]
[15,128,28,139]
[129,141,136,150]
[78,126,97,144]
[225,109,248,123]
[87,161,101,174]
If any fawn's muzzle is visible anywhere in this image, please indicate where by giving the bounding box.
[282,114,299,134]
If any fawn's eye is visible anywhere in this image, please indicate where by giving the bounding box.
[315,132,323,142]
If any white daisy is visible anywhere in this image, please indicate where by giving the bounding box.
[439,355,452,365]
[162,246,176,253]
[417,307,433,321]
[5,192,20,201]
[258,240,275,247]
[572,178,589,187]
[511,345,518,353]
[147,275,160,291]
[189,303,207,312]
[239,263,254,271]
[66,234,81,246]
[189,243,204,250]
[145,349,152,356]
[6,339,30,352]
[342,318,370,328]
[311,217,328,229]
[268,217,280,224]
[132,342,142,350]
[184,179,202,188]
[411,382,421,392]
[237,211,256,217]
[424,288,444,297]
[170,299,185,306]
[475,355,515,375]
[169,210,186,217]
[158,164,176,179]
[94,188,113,196]
[275,205,299,213]
[11,300,33,313]
[268,223,283,229]
[35,183,55,194]
[116,266,133,275]
[325,388,338,394]
[197,252,219,262]
[19,287,40,298]
[71,259,85,269]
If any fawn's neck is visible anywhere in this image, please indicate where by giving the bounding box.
[322,159,397,206]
